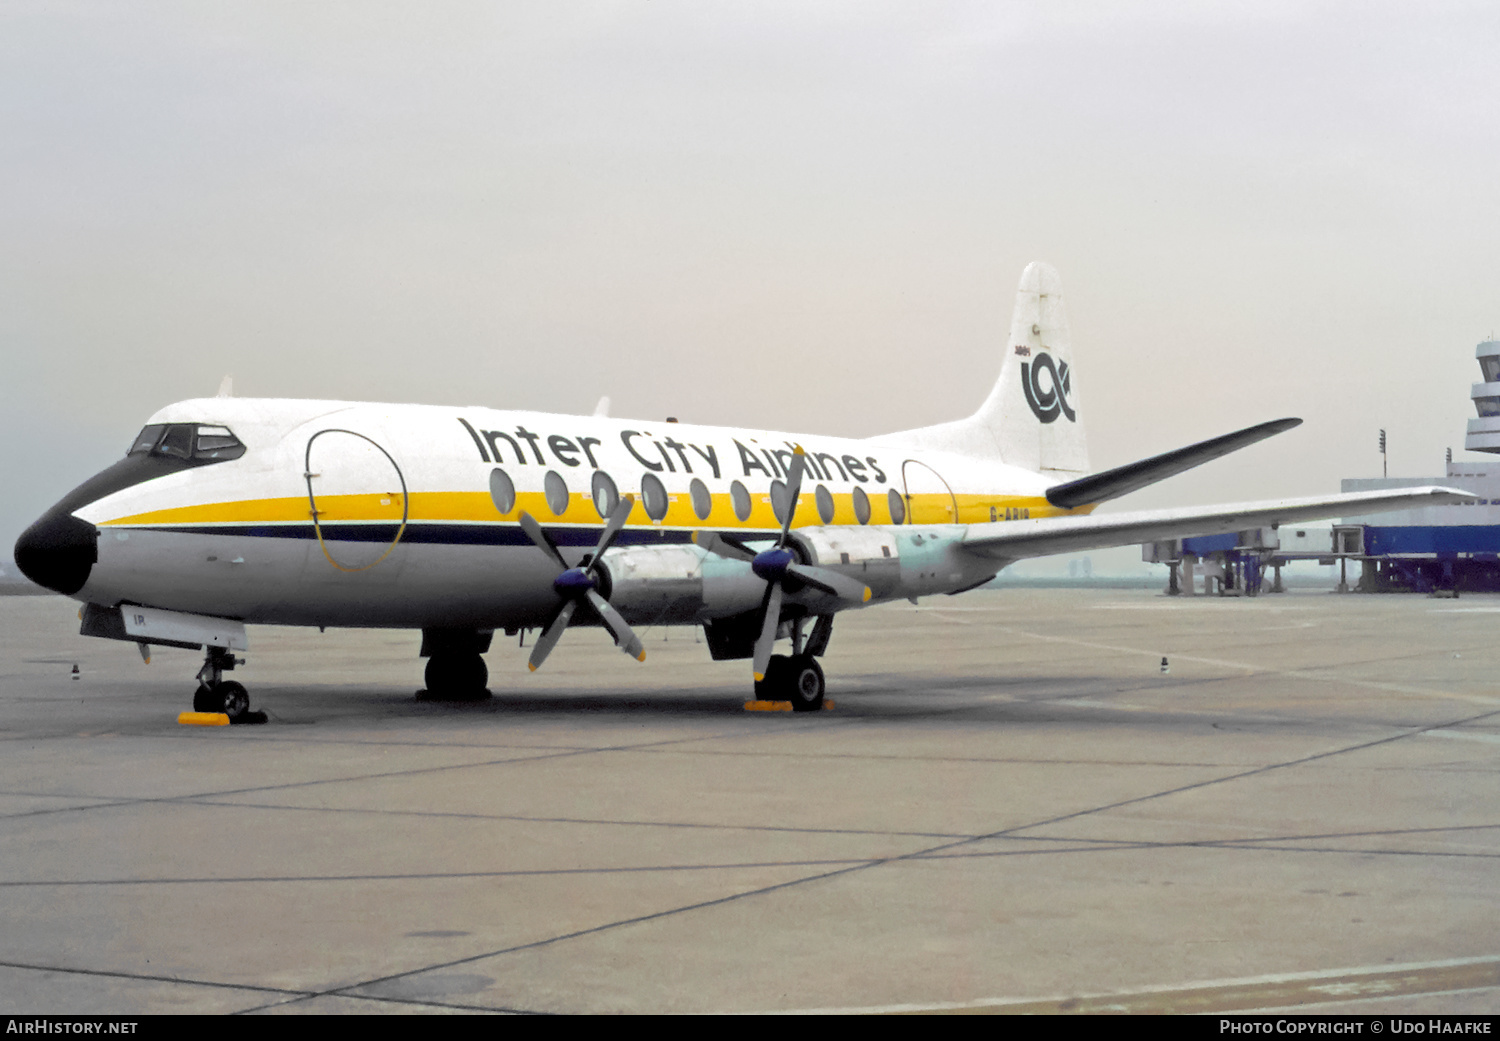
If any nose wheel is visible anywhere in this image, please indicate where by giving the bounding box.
[193,646,265,723]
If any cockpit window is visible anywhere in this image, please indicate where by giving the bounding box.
[156,425,194,460]
[194,426,244,460]
[128,425,166,456]
[127,423,246,463]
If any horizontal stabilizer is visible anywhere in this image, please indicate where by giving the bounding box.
[964,486,1477,562]
[1045,418,1302,509]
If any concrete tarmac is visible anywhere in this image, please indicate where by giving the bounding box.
[0,587,1497,1015]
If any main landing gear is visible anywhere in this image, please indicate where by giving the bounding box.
[751,614,832,712]
[754,654,826,712]
[421,653,489,701]
[192,645,265,723]
[417,629,493,702]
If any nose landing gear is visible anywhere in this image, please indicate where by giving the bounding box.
[192,646,265,723]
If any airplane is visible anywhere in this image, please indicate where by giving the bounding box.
[12,262,1472,722]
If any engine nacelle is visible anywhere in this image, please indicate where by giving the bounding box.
[598,525,996,626]
[796,525,998,600]
[598,544,765,626]
[788,525,902,599]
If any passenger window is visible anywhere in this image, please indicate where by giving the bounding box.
[770,480,789,525]
[689,478,712,520]
[814,484,835,524]
[887,487,906,525]
[544,471,570,516]
[489,468,516,514]
[641,473,669,520]
[592,471,619,518]
[853,486,871,525]
[730,480,752,522]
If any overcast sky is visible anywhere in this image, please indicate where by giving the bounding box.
[4,1,1499,556]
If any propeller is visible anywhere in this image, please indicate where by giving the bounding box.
[694,446,870,683]
[519,494,646,672]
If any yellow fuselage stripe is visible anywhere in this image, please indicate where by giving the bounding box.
[101,490,1089,530]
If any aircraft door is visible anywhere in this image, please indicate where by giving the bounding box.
[901,460,958,525]
[304,429,409,572]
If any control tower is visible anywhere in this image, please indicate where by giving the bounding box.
[1464,340,1500,453]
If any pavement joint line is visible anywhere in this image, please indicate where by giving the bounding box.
[232,991,540,1015]
[1188,843,1500,859]
[0,725,806,822]
[770,954,1500,1015]
[27,820,1493,892]
[0,957,311,999]
[173,798,973,839]
[916,840,1500,863]
[272,859,890,1013]
[0,856,890,888]
[0,957,540,1016]
[951,704,1500,846]
[1205,822,1500,845]
[926,821,1500,852]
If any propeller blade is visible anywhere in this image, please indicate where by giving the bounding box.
[786,562,872,603]
[585,588,646,662]
[752,581,784,682]
[518,512,568,569]
[776,447,807,547]
[527,599,577,672]
[587,494,636,573]
[693,530,756,562]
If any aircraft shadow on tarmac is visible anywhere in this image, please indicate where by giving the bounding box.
[231,668,1212,727]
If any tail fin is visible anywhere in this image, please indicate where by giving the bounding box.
[883,261,1089,477]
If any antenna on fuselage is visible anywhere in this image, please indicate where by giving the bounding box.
[592,395,610,417]
[216,375,234,398]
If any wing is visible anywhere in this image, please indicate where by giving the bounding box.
[963,486,1476,561]
[1044,417,1302,509]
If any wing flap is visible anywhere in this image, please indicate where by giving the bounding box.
[963,486,1476,561]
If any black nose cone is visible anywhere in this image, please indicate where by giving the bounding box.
[14,511,98,595]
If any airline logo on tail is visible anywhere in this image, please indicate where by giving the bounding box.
[1021,351,1076,424]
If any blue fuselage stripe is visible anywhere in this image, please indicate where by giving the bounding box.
[125,523,779,548]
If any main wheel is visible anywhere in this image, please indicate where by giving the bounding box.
[786,655,825,712]
[453,652,488,698]
[215,680,250,721]
[424,653,490,700]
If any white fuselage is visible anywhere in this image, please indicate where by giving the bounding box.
[68,397,1075,630]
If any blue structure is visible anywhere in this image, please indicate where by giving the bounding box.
[1145,339,1500,596]
[1340,339,1500,592]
